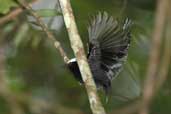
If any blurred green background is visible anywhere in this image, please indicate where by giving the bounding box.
[0,0,170,114]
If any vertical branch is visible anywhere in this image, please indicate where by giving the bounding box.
[139,0,169,114]
[58,0,106,114]
[155,2,171,90]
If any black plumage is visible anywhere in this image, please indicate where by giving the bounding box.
[67,12,131,93]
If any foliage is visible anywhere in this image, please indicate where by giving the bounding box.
[0,0,17,14]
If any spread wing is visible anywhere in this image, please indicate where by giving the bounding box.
[88,12,131,81]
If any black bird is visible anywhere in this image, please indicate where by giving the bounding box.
[67,12,131,93]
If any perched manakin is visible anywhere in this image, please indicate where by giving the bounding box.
[67,12,131,94]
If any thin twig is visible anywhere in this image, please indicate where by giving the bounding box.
[139,0,169,114]
[0,0,38,25]
[17,0,69,63]
[0,8,22,25]
[58,0,106,114]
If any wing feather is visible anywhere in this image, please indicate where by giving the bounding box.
[88,12,131,85]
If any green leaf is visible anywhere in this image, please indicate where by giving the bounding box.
[35,9,62,17]
[0,0,17,14]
